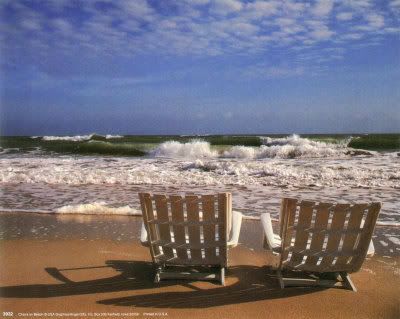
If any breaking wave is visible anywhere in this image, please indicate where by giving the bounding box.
[33,134,124,142]
[3,134,396,158]
[55,202,141,216]
[152,140,218,158]
[0,203,142,216]
[152,135,367,159]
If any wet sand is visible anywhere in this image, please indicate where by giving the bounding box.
[0,213,399,319]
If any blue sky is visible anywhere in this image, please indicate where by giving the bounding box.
[1,0,399,135]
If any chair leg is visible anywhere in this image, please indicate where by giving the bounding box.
[154,266,162,283]
[276,270,285,289]
[220,267,225,286]
[154,265,224,284]
[340,272,357,292]
[276,271,356,291]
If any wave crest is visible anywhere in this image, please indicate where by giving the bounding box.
[35,134,124,142]
[152,140,218,158]
[257,134,347,158]
[56,202,141,216]
[154,135,352,159]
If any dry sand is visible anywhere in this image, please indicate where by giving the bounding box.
[0,213,399,319]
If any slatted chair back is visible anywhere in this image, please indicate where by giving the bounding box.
[139,193,231,267]
[279,198,381,273]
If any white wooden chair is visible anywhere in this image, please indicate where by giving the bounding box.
[139,192,243,285]
[261,198,381,291]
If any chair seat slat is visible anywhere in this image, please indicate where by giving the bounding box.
[289,201,314,266]
[156,255,224,266]
[186,195,203,261]
[304,203,330,267]
[147,220,225,226]
[284,247,362,257]
[170,195,188,260]
[202,195,217,261]
[154,194,175,261]
[291,227,363,235]
[319,204,349,268]
[149,240,226,250]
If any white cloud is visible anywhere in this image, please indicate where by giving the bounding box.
[390,0,400,12]
[310,25,335,40]
[366,13,385,28]
[276,18,296,26]
[187,0,210,5]
[119,0,154,20]
[231,22,259,36]
[311,0,334,17]
[52,18,71,33]
[21,18,41,31]
[342,0,372,9]
[245,1,279,18]
[211,0,243,15]
[384,26,400,33]
[342,33,364,40]
[239,61,310,79]
[336,12,353,21]
[283,1,307,13]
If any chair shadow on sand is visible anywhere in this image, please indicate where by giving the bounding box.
[0,260,325,309]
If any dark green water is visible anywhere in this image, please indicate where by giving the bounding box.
[0,134,399,157]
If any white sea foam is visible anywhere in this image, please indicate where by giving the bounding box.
[380,240,389,247]
[376,221,400,226]
[152,140,218,158]
[32,134,123,141]
[55,202,141,216]
[224,146,257,159]
[261,134,347,146]
[0,147,20,154]
[0,204,142,216]
[152,135,365,160]
[41,134,94,141]
[387,236,400,245]
[257,134,350,158]
[1,152,399,188]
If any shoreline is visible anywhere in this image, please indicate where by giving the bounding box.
[1,211,399,257]
[1,208,400,226]
[2,181,399,228]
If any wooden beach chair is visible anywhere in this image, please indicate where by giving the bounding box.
[261,198,381,291]
[139,192,243,285]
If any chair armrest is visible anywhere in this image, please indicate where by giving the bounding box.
[140,222,150,247]
[227,210,243,248]
[261,213,280,251]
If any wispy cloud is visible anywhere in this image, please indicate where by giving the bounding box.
[0,0,398,80]
[241,63,307,79]
[211,0,243,15]
[311,0,334,17]
[336,12,353,21]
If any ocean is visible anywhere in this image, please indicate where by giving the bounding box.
[0,134,399,232]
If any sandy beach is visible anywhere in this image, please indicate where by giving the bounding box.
[0,212,399,319]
